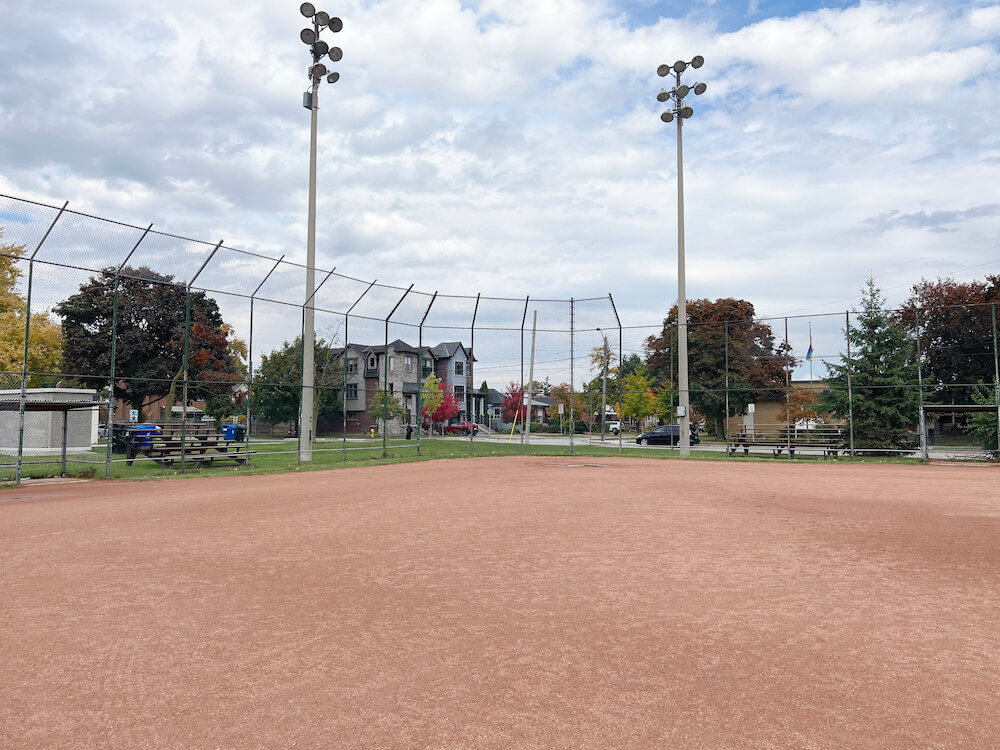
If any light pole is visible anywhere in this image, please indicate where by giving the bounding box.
[297,2,342,462]
[657,56,706,457]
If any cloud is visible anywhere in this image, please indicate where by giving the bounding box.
[860,204,1000,234]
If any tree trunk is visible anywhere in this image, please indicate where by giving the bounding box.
[163,366,183,425]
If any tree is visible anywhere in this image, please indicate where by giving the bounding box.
[546,383,586,424]
[368,392,407,430]
[500,381,527,423]
[622,372,658,424]
[776,388,830,424]
[424,380,460,429]
[821,277,920,449]
[0,231,62,386]
[962,383,999,454]
[898,276,1000,405]
[645,298,792,436]
[54,266,242,420]
[420,373,444,429]
[250,337,342,433]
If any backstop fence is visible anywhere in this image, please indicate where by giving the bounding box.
[2,193,998,483]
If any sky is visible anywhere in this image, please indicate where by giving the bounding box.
[1,0,999,386]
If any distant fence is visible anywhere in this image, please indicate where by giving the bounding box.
[1,193,998,483]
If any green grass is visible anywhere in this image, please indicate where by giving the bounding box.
[1,435,933,487]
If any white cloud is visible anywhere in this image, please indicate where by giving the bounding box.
[1,0,998,380]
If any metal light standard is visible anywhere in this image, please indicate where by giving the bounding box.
[297,2,343,462]
[657,56,706,457]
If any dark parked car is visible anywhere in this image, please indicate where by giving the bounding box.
[635,425,700,446]
[444,421,479,436]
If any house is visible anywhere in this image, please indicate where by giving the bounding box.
[338,339,421,435]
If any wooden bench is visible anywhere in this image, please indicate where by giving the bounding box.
[122,424,252,467]
[727,427,843,458]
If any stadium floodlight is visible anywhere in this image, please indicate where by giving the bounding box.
[655,55,707,457]
[297,7,344,463]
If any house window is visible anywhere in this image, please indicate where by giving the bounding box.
[388,356,394,371]
[346,357,358,374]
[404,355,413,371]
[455,361,464,375]
[388,382,394,394]
[424,357,432,369]
[346,383,358,400]
[368,355,377,370]
[454,385,465,399]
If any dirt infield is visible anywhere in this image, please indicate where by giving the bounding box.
[2,457,999,749]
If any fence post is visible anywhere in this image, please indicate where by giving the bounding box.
[992,304,1000,456]
[469,293,480,456]
[609,294,623,455]
[416,291,437,456]
[383,285,413,457]
[785,317,791,458]
[519,296,529,454]
[846,310,855,457]
[15,201,67,485]
[247,256,284,466]
[915,308,927,460]
[724,320,730,445]
[569,298,575,456]
[342,279,377,460]
[106,224,153,478]
[182,241,223,472]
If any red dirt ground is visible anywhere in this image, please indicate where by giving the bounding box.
[2,457,999,749]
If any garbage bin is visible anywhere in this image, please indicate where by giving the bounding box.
[234,426,246,442]
[131,424,160,449]
[221,423,239,441]
[406,424,413,440]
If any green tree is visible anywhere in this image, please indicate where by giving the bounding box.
[420,372,445,430]
[54,266,242,419]
[250,337,342,434]
[961,383,999,454]
[645,298,791,436]
[622,372,657,423]
[0,231,63,385]
[368,392,407,430]
[821,278,920,449]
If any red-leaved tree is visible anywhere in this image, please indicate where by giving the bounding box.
[501,381,527,423]
[427,382,460,428]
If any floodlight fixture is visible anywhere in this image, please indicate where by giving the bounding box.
[657,90,670,102]
[657,64,671,77]
[691,55,704,69]
[300,2,316,17]
[327,72,340,84]
[301,27,317,44]
[315,10,331,26]
[680,106,694,118]
[673,59,687,73]
[661,111,674,123]
[676,84,690,98]
[328,46,343,62]
[311,62,328,78]
[693,82,707,95]
[328,17,343,32]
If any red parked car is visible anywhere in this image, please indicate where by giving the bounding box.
[444,421,479,436]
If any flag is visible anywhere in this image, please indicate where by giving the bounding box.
[806,332,814,362]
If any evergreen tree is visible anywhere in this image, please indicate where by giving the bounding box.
[821,278,920,449]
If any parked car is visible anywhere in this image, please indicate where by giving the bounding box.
[635,424,700,446]
[606,421,622,435]
[444,421,479,436]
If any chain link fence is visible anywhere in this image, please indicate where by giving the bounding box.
[2,193,998,483]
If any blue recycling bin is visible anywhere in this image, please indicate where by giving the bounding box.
[131,424,160,449]
[221,423,238,441]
